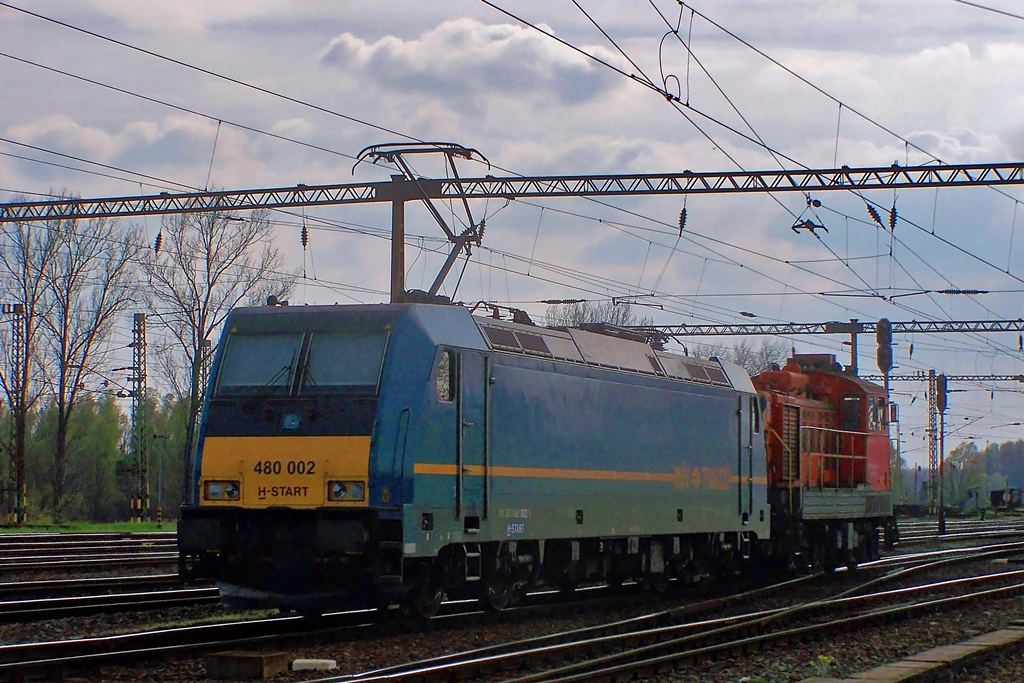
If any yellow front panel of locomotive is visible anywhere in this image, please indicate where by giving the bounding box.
[199,436,371,508]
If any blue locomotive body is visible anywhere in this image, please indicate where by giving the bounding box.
[179,303,769,616]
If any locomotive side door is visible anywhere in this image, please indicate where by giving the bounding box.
[737,395,754,518]
[457,350,488,526]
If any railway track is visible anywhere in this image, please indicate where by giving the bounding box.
[0,531,178,573]
[325,555,1024,682]
[1,542,1019,681]
[895,518,1024,546]
[0,586,220,622]
[0,571,804,681]
[0,573,183,600]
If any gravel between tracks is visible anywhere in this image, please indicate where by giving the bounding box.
[11,559,1024,682]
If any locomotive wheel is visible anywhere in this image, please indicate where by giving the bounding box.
[648,573,670,595]
[821,548,838,574]
[845,550,859,572]
[484,579,515,610]
[780,550,801,576]
[410,579,444,620]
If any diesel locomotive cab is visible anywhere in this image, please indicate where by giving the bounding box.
[177,306,398,612]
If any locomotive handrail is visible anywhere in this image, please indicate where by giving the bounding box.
[799,424,869,490]
[801,425,871,438]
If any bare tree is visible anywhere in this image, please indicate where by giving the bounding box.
[40,216,143,522]
[691,338,789,376]
[544,301,654,328]
[144,209,294,502]
[0,217,60,523]
[149,339,190,398]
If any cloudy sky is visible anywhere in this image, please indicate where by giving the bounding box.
[3,0,1024,465]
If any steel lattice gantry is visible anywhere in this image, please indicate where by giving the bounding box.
[636,319,1024,338]
[5,160,1024,302]
[3,161,1024,222]
[633,319,1024,376]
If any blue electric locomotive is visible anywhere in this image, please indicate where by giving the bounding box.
[178,303,769,616]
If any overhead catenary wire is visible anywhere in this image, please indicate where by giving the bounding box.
[484,1,1024,358]
[0,2,422,145]
[0,0,1007,342]
[2,0,1015,423]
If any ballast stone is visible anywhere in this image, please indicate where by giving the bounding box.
[292,658,338,671]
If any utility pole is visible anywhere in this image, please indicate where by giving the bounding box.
[4,303,25,524]
[130,313,147,523]
[927,370,938,515]
[390,175,406,302]
[937,374,948,533]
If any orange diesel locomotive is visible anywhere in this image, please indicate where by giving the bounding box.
[753,353,894,572]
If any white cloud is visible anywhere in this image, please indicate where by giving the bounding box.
[74,0,302,33]
[5,2,1024,455]
[7,116,116,163]
[319,18,621,109]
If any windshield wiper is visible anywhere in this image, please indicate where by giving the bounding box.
[241,351,297,411]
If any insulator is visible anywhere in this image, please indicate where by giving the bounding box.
[889,204,897,232]
[301,224,309,248]
[678,207,687,235]
[1019,334,1022,352]
[866,204,883,227]
[153,232,162,254]
[908,342,914,358]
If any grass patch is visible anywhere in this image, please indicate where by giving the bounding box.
[0,521,175,533]
[98,608,280,637]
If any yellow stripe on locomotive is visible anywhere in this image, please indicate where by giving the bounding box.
[198,435,371,508]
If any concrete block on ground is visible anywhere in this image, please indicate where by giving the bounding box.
[292,658,338,671]
[907,643,979,664]
[966,628,1024,645]
[205,651,289,680]
[847,659,936,681]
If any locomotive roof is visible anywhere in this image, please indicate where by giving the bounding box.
[476,316,754,393]
[223,303,755,393]
[753,353,887,400]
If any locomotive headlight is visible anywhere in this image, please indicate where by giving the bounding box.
[327,480,366,502]
[204,480,241,501]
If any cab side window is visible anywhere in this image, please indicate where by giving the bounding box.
[868,396,886,431]
[842,395,861,432]
[435,349,455,402]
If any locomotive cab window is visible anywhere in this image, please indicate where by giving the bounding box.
[842,395,862,432]
[216,333,302,396]
[301,330,388,393]
[436,349,455,402]
[867,396,885,431]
